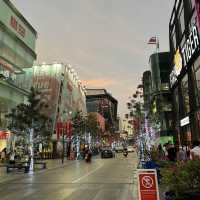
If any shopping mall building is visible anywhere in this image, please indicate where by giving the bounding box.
[16,63,87,156]
[169,0,200,144]
[0,0,37,151]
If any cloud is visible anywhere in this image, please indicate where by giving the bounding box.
[82,78,117,88]
[12,0,174,116]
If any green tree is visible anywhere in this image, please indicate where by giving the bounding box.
[86,113,100,138]
[6,87,52,151]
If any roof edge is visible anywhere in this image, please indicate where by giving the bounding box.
[3,0,37,36]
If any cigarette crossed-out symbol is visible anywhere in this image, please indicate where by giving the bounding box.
[141,176,154,189]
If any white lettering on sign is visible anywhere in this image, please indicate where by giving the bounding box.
[10,16,26,38]
[182,25,199,67]
[180,116,190,127]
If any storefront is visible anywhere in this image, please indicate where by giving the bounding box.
[169,0,200,144]
[0,131,10,151]
[0,0,37,147]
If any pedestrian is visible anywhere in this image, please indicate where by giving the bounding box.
[157,144,165,160]
[190,140,200,160]
[177,146,187,162]
[9,150,16,164]
[167,142,176,162]
[163,143,169,160]
[1,148,6,163]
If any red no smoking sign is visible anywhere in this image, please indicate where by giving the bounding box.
[137,169,160,200]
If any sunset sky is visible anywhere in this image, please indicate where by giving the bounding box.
[12,0,174,116]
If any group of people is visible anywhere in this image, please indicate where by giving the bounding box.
[0,148,31,164]
[156,140,200,162]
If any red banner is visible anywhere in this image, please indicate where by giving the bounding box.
[56,121,72,140]
[138,170,160,200]
[0,131,9,140]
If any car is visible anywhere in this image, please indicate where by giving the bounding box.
[115,146,124,153]
[101,149,114,158]
[127,146,134,152]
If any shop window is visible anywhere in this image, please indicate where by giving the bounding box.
[174,87,179,120]
[179,7,185,35]
[194,57,200,105]
[172,26,176,50]
[175,19,182,44]
[181,74,190,114]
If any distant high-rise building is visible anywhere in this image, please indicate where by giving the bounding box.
[86,89,118,133]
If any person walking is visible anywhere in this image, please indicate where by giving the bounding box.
[177,146,187,162]
[190,141,200,160]
[167,142,176,162]
[1,148,6,163]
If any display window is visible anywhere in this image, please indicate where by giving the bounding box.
[193,56,200,105]
[181,74,190,114]
[173,87,179,121]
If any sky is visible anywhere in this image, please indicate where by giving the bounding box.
[12,0,174,117]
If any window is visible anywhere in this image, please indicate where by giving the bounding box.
[174,87,179,120]
[181,74,190,114]
[172,26,176,49]
[179,7,185,34]
[194,56,200,105]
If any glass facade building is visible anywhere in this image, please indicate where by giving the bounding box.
[146,52,173,139]
[0,0,37,151]
[169,0,200,144]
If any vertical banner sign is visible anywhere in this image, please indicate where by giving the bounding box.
[138,169,160,200]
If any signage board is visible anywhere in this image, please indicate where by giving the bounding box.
[0,0,36,51]
[180,116,190,127]
[138,169,160,200]
[181,25,199,67]
[170,24,200,87]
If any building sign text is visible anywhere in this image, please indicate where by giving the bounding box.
[10,16,26,38]
[182,25,199,67]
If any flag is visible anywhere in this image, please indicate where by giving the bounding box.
[148,36,159,51]
[148,36,157,44]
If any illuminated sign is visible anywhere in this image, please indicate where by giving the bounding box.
[10,16,26,38]
[180,116,190,127]
[181,25,199,67]
[0,58,16,81]
[170,25,200,87]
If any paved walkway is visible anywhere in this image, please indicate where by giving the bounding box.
[0,159,77,184]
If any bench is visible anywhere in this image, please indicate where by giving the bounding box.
[7,162,30,173]
[34,161,47,170]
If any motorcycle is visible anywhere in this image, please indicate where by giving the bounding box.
[85,152,92,163]
[123,150,128,157]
